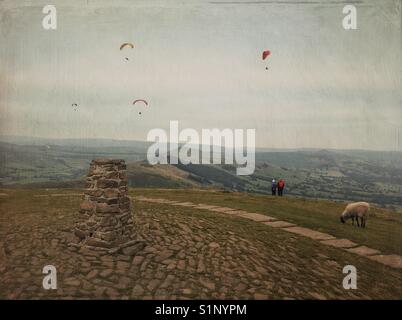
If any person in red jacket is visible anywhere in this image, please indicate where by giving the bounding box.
[277,179,285,196]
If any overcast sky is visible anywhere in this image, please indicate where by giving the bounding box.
[0,0,401,150]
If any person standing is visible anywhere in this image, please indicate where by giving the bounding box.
[278,179,285,196]
[271,179,277,196]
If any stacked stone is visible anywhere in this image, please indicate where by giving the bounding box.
[74,158,142,253]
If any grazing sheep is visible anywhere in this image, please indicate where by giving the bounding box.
[340,202,370,228]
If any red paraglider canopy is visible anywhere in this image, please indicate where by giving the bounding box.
[262,50,271,60]
[132,99,148,106]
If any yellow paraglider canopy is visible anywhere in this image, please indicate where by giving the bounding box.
[120,42,134,50]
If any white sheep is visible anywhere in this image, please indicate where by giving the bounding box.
[340,202,370,228]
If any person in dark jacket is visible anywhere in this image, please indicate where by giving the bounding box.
[277,179,285,196]
[271,179,277,196]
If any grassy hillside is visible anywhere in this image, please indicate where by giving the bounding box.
[0,141,145,186]
[126,162,201,188]
[249,150,402,208]
[1,139,402,210]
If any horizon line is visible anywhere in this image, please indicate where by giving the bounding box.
[1,134,401,153]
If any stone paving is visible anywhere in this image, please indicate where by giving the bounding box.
[236,212,277,222]
[320,239,358,249]
[368,255,402,269]
[194,204,221,210]
[209,207,240,213]
[282,226,335,241]
[171,202,198,207]
[346,246,381,257]
[134,196,402,270]
[263,221,296,228]
[0,192,401,300]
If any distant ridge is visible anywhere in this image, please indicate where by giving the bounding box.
[1,139,402,209]
[0,135,151,149]
[2,135,401,154]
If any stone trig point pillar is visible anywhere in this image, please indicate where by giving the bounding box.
[74,158,144,255]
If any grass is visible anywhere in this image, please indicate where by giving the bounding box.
[130,188,402,256]
[2,187,400,255]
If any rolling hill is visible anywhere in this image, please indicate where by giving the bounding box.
[1,136,402,210]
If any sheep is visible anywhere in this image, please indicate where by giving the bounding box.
[340,202,370,228]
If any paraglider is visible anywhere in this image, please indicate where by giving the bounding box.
[72,103,78,111]
[132,99,148,116]
[132,99,148,106]
[262,50,271,60]
[120,42,134,50]
[120,42,134,61]
[262,50,271,70]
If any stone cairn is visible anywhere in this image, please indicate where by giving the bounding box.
[73,158,144,255]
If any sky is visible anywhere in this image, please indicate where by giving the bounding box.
[0,0,401,150]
